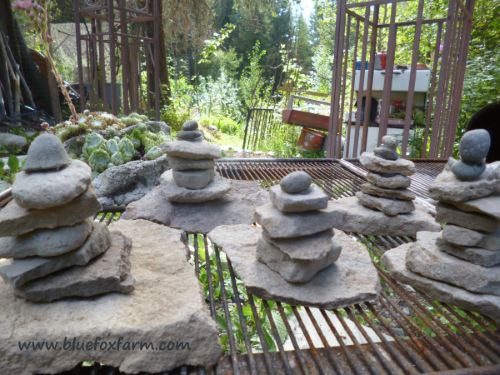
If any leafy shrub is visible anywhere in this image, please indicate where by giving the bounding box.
[199,115,241,136]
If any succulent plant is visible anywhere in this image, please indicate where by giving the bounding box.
[88,149,110,173]
[144,145,163,160]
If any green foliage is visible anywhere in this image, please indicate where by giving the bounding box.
[199,115,242,136]
[199,23,236,64]
[88,149,110,173]
[239,41,271,111]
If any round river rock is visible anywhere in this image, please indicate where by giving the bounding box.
[280,171,312,194]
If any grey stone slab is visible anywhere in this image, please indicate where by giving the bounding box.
[452,195,500,220]
[436,203,499,233]
[360,183,416,201]
[0,219,93,258]
[280,171,312,194]
[160,170,230,203]
[357,192,415,216]
[16,232,134,302]
[429,167,499,203]
[167,155,215,171]
[329,196,440,237]
[254,202,340,239]
[123,180,269,233]
[360,152,415,176]
[406,231,500,296]
[381,243,500,323]
[366,172,411,189]
[0,223,111,287]
[177,130,203,142]
[269,184,328,213]
[442,225,499,251]
[0,220,221,374]
[438,237,500,267]
[173,169,215,190]
[0,187,101,237]
[164,140,221,160]
[262,229,335,261]
[12,160,92,209]
[257,236,341,283]
[208,224,380,309]
[24,133,70,172]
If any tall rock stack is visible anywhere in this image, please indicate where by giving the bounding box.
[254,171,342,283]
[0,134,134,302]
[382,129,500,322]
[161,120,231,202]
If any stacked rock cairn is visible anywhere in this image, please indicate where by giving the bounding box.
[0,134,134,302]
[161,120,231,202]
[358,135,416,216]
[254,171,342,283]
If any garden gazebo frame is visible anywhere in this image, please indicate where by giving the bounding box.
[326,0,475,160]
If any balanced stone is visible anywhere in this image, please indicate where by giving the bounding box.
[280,171,312,194]
[256,236,341,283]
[254,202,340,238]
[173,169,215,190]
[182,119,199,131]
[360,152,415,176]
[164,140,221,160]
[373,135,399,160]
[438,238,500,267]
[406,231,500,296]
[459,129,491,164]
[449,158,486,181]
[167,155,215,171]
[177,130,203,142]
[262,229,335,261]
[160,170,230,203]
[360,183,415,201]
[269,184,328,212]
[16,232,134,302]
[0,187,100,237]
[452,195,500,220]
[356,191,415,216]
[0,219,93,258]
[442,225,500,251]
[366,172,411,189]
[436,203,499,233]
[24,133,70,172]
[0,223,111,288]
[13,160,92,209]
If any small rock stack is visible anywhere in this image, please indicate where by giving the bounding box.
[0,134,134,302]
[254,171,341,283]
[358,135,416,216]
[161,120,231,202]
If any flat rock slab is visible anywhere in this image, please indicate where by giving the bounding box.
[357,192,415,216]
[329,196,440,237]
[164,140,221,160]
[0,187,101,237]
[0,219,93,258]
[123,180,269,233]
[167,156,215,171]
[452,195,500,220]
[438,238,500,267]
[12,160,91,209]
[436,203,499,233]
[173,169,215,190]
[406,231,500,296]
[360,183,415,201]
[208,224,380,309]
[0,220,221,374]
[0,223,111,287]
[366,172,411,189]
[442,225,499,251]
[360,152,415,176]
[429,167,499,203]
[16,232,134,302]
[269,184,328,212]
[381,243,500,323]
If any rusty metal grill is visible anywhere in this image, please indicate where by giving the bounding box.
[60,159,499,374]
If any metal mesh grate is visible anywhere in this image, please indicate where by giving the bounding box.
[65,159,498,375]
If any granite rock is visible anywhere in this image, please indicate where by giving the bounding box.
[254,202,340,238]
[269,184,328,212]
[0,219,222,374]
[360,152,415,176]
[360,183,415,201]
[13,160,92,209]
[280,171,312,194]
[442,225,500,251]
[16,232,134,302]
[173,169,215,190]
[366,172,411,189]
[160,170,230,202]
[0,223,111,287]
[167,156,215,171]
[257,236,341,283]
[381,243,500,323]
[459,129,491,164]
[451,195,500,220]
[328,196,439,237]
[356,191,415,216]
[0,187,101,237]
[438,237,500,267]
[208,224,380,308]
[123,180,268,233]
[24,133,70,172]
[164,140,221,160]
[406,231,500,296]
[177,130,203,142]
[0,219,93,258]
[435,203,499,233]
